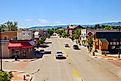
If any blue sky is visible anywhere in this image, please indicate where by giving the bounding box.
[0,0,121,27]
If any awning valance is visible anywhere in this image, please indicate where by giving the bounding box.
[8,42,33,48]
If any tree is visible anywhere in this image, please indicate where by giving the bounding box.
[0,24,6,32]
[72,28,81,43]
[0,21,18,31]
[104,25,113,30]
[0,71,13,81]
[94,24,101,29]
[37,37,46,45]
[55,29,65,37]
[61,32,67,38]
[87,36,93,52]
[47,29,54,37]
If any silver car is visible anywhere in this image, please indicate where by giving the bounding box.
[56,51,65,59]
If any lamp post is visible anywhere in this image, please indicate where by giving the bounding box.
[0,29,2,71]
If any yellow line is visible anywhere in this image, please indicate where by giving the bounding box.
[57,38,83,81]
[57,39,68,58]
[72,68,83,81]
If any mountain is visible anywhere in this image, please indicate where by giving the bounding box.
[28,22,121,30]
[29,25,67,30]
[101,22,121,26]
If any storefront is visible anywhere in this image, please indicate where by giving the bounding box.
[8,41,34,58]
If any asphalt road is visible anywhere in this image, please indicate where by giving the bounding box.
[3,36,121,81]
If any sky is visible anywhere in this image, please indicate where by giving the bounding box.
[0,0,121,28]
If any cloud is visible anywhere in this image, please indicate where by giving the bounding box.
[25,19,32,22]
[38,19,49,24]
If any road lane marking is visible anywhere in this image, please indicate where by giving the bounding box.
[72,68,83,81]
[57,38,83,81]
[57,39,68,58]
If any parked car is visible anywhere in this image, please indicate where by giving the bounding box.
[73,45,79,50]
[40,49,45,54]
[65,44,69,47]
[55,50,66,59]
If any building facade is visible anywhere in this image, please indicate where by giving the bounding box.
[17,30,33,40]
[0,31,17,40]
[8,40,34,58]
[93,32,121,54]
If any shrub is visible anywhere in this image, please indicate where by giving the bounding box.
[0,71,13,81]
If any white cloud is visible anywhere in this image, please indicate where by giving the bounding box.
[25,19,32,22]
[38,19,49,24]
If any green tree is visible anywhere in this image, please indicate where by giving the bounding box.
[104,25,113,30]
[37,37,46,45]
[61,32,67,38]
[72,28,81,43]
[0,24,6,32]
[55,29,65,37]
[5,21,18,31]
[0,71,13,81]
[94,24,101,29]
[47,29,54,37]
[0,21,18,31]
[87,37,93,52]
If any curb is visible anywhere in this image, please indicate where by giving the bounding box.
[92,56,121,60]
[3,59,36,62]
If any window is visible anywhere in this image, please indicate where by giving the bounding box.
[110,42,112,45]
[117,42,119,45]
[4,36,7,40]
[113,42,116,45]
[111,46,115,49]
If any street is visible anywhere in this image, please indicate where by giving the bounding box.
[3,36,121,81]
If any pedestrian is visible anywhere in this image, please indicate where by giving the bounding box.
[15,55,18,61]
[93,52,95,56]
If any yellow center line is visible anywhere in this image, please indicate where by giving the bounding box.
[57,38,68,58]
[57,38,83,81]
[72,68,83,81]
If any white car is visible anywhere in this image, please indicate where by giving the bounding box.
[55,50,66,59]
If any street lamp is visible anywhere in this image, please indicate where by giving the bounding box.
[0,29,2,71]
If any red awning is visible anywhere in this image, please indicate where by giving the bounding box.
[8,42,33,48]
[8,43,23,48]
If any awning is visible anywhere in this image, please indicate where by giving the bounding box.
[8,42,33,48]
[8,43,22,48]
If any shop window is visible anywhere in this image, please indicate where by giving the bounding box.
[111,46,115,49]
[113,42,116,45]
[110,42,112,45]
[117,42,119,45]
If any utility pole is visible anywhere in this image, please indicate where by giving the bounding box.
[0,29,2,71]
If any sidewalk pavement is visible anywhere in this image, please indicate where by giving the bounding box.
[92,54,121,60]
[2,59,37,62]
[11,71,33,81]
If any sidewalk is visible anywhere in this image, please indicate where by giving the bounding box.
[11,71,33,81]
[92,53,121,60]
[2,59,37,62]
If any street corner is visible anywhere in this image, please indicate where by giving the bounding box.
[11,71,33,81]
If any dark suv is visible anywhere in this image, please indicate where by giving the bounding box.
[73,45,79,50]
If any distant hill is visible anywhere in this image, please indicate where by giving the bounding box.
[101,22,121,26]
[29,25,67,30]
[28,22,121,30]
